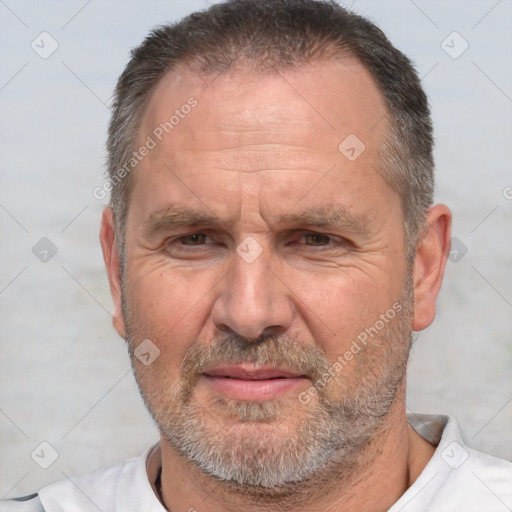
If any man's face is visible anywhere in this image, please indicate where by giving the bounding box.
[118,59,414,488]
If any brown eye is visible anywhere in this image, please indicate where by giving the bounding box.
[301,233,331,246]
[180,233,209,245]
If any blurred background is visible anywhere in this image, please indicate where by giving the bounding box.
[1,0,511,498]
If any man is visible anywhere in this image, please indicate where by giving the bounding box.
[3,0,510,510]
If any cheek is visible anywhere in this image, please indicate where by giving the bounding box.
[292,268,402,358]
[123,263,217,358]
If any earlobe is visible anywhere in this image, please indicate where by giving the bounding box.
[100,207,126,339]
[411,204,452,332]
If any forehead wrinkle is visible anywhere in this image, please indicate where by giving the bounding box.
[216,144,325,153]
[214,167,324,174]
[211,122,311,135]
[186,128,337,152]
[161,149,337,175]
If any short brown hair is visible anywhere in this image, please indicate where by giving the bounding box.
[107,0,434,260]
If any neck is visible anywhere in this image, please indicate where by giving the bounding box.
[155,388,435,512]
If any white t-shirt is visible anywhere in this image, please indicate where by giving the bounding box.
[2,414,511,511]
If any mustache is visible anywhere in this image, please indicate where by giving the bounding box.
[178,333,333,388]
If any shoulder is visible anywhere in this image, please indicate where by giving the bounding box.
[394,414,512,512]
[0,494,44,512]
[1,444,159,512]
[435,442,512,508]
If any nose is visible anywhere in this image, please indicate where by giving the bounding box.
[211,244,294,340]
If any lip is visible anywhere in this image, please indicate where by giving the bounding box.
[202,365,308,401]
[203,365,305,380]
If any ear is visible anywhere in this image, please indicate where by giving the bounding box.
[412,204,452,331]
[100,207,126,339]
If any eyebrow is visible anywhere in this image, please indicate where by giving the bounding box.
[144,203,370,237]
[144,205,224,235]
[269,205,370,234]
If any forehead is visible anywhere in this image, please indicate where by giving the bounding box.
[139,57,388,159]
[130,57,395,230]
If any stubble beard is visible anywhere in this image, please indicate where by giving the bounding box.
[123,275,414,498]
